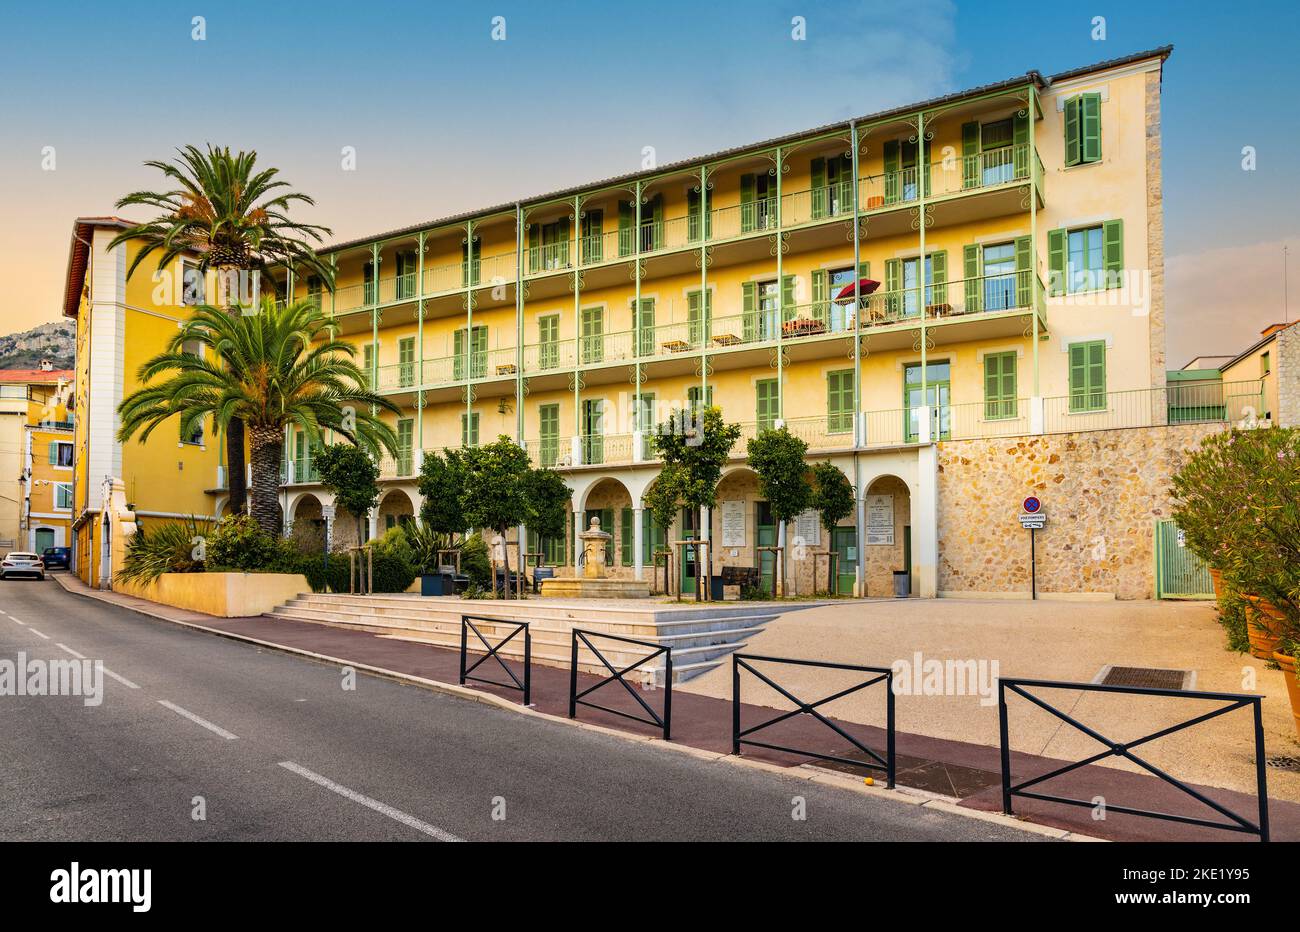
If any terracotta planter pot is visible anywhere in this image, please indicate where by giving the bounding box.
[1245,596,1286,659]
[1272,651,1300,740]
[1208,567,1225,601]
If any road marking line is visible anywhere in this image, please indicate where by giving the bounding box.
[27,627,51,640]
[55,643,87,659]
[277,761,463,842]
[103,668,141,690]
[157,700,238,740]
[9,616,25,625]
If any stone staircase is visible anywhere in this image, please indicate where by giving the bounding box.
[265,593,820,684]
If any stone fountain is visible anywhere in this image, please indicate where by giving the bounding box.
[539,515,651,599]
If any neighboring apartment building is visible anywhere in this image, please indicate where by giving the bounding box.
[0,363,75,554]
[62,218,221,586]
[73,46,1255,599]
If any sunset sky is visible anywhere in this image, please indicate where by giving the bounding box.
[1,0,1295,365]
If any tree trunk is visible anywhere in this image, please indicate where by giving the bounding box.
[248,425,284,537]
[500,526,513,599]
[226,417,247,515]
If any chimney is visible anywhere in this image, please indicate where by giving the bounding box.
[38,358,53,371]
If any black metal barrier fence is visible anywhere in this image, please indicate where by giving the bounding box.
[568,629,671,740]
[998,677,1269,841]
[732,654,895,788]
[459,615,531,706]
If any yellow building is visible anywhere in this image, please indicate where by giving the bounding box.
[0,364,75,555]
[73,46,1242,600]
[62,218,222,586]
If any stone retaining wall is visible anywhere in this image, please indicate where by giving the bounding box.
[935,423,1223,600]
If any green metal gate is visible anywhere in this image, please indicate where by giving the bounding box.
[1153,519,1213,599]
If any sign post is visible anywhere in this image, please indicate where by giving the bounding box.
[1018,497,1045,600]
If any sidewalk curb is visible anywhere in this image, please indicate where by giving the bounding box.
[52,574,1102,842]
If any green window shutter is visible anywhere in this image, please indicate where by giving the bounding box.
[527,225,541,272]
[581,307,604,364]
[621,507,633,566]
[885,258,901,317]
[453,328,465,380]
[461,412,480,447]
[538,315,558,370]
[811,269,827,324]
[961,122,979,189]
[362,343,374,385]
[781,275,796,321]
[1064,96,1081,167]
[984,352,1017,419]
[397,419,414,474]
[558,217,571,267]
[1069,341,1107,412]
[49,441,59,464]
[471,325,487,378]
[1012,111,1030,178]
[963,245,981,314]
[742,281,757,342]
[687,188,701,242]
[810,157,827,219]
[929,251,947,306]
[1014,235,1032,307]
[398,337,415,386]
[756,378,778,429]
[827,370,853,433]
[617,201,633,256]
[635,297,656,356]
[740,174,756,232]
[687,289,709,346]
[582,209,603,263]
[1102,219,1123,288]
[857,260,870,280]
[1081,92,1102,164]
[883,140,900,204]
[1047,228,1067,296]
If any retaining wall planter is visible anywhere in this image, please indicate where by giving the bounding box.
[117,572,309,618]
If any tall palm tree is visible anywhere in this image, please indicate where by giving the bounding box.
[109,144,333,516]
[117,299,401,535]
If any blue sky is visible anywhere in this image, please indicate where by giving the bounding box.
[1,0,1295,361]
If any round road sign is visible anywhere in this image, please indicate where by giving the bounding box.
[1022,496,1041,514]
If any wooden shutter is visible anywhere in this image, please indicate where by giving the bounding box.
[581,307,603,364]
[963,245,981,314]
[453,329,465,380]
[362,343,374,385]
[1047,228,1067,296]
[756,379,778,429]
[687,188,701,242]
[1014,235,1032,307]
[583,209,603,263]
[810,157,827,219]
[1013,111,1030,178]
[621,507,633,566]
[1069,341,1106,412]
[1081,93,1102,163]
[618,201,633,256]
[883,140,900,204]
[742,281,757,342]
[827,370,853,433]
[1064,96,1081,166]
[885,259,901,317]
[961,122,979,188]
[811,269,828,324]
[781,275,796,321]
[984,352,1017,419]
[740,174,756,232]
[929,251,947,307]
[1102,219,1123,288]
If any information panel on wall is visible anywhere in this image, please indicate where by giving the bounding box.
[866,494,894,545]
[720,500,746,548]
[794,510,821,547]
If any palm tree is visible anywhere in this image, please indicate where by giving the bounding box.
[117,299,401,535]
[109,144,333,516]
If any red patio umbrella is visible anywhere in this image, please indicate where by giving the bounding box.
[834,278,881,302]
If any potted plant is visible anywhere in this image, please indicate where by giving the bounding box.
[406,521,446,596]
[1274,639,1300,738]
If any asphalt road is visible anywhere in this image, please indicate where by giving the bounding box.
[0,578,1039,842]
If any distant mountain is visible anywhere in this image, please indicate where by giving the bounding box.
[0,319,75,370]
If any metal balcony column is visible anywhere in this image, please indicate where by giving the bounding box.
[916,112,929,410]
[633,180,643,445]
[572,196,583,463]
[698,163,709,401]
[1028,87,1041,397]
[774,146,785,420]
[416,231,426,457]
[370,243,381,414]
[850,120,862,446]
[465,220,476,436]
[515,203,525,443]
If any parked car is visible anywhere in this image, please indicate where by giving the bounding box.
[1,552,45,581]
[42,546,71,570]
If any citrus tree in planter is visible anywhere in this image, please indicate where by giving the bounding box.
[1172,427,1300,735]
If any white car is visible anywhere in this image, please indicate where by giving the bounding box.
[1,552,45,581]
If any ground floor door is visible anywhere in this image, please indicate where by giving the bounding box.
[1154,519,1213,599]
[34,527,55,553]
[679,508,698,595]
[832,526,857,595]
[756,501,776,596]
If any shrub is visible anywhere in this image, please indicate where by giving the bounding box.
[204,515,283,571]
[370,551,416,593]
[461,532,492,590]
[115,517,209,585]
